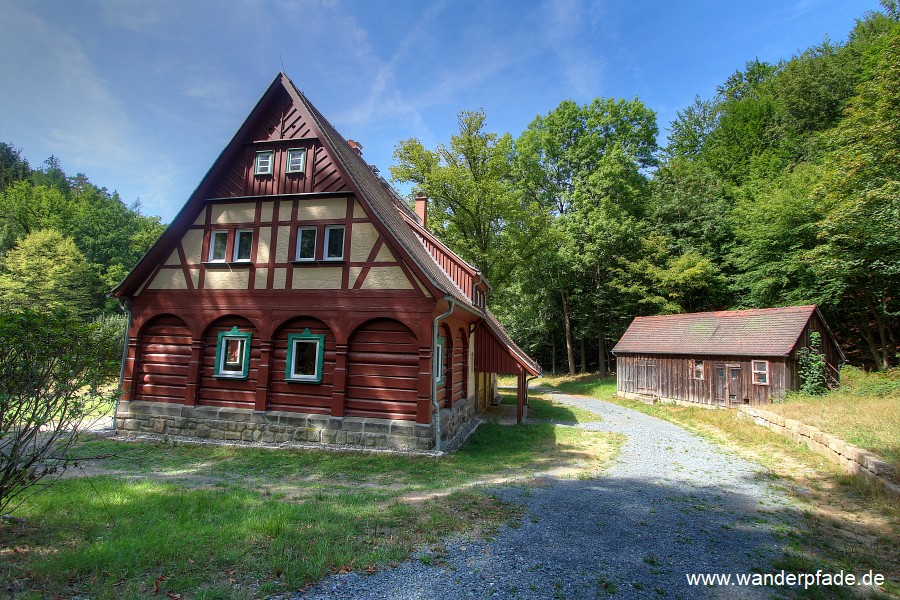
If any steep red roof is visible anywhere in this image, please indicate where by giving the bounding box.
[612,306,821,357]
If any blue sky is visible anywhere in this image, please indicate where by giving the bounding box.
[0,0,879,222]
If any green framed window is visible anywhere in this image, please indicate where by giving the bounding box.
[286,328,325,383]
[286,148,307,174]
[434,336,445,384]
[215,326,252,379]
[255,150,274,175]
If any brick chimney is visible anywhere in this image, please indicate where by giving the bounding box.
[347,139,363,156]
[414,192,428,227]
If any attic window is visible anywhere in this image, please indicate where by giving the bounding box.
[295,227,317,261]
[286,329,325,383]
[752,360,769,385]
[255,151,274,176]
[215,327,252,379]
[286,148,307,174]
[209,230,228,262]
[323,225,345,260]
[233,229,253,262]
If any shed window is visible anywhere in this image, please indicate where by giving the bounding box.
[752,360,769,385]
[295,227,317,261]
[209,230,228,262]
[434,337,445,384]
[233,229,253,262]
[693,359,704,380]
[286,148,307,174]
[324,225,345,260]
[286,329,325,383]
[215,327,252,379]
[255,151,274,175]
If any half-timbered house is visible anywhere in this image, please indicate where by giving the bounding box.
[612,305,843,406]
[112,73,539,451]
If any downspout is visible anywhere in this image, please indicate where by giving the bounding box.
[432,295,455,452]
[115,298,133,424]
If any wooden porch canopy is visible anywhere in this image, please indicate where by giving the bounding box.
[475,317,541,423]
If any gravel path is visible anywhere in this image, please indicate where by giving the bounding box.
[291,392,793,599]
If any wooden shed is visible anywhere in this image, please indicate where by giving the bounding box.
[612,306,843,407]
[111,73,539,452]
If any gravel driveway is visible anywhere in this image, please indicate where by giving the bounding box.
[293,391,793,599]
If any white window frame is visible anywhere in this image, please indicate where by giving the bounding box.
[285,329,325,383]
[434,337,445,384]
[692,359,704,380]
[295,226,317,262]
[286,148,307,174]
[233,229,254,262]
[752,360,769,385]
[215,327,252,380]
[208,230,229,262]
[255,150,274,176]
[323,225,345,261]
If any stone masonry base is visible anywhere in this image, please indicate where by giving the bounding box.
[116,397,478,452]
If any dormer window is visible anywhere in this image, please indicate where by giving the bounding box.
[255,151,274,176]
[286,148,307,174]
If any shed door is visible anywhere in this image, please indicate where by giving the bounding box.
[728,366,742,406]
[714,365,726,406]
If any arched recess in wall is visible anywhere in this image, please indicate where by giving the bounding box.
[455,327,468,402]
[135,314,192,404]
[440,323,454,409]
[198,315,259,409]
[346,318,419,420]
[270,316,335,414]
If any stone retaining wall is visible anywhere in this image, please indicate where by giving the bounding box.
[738,405,900,498]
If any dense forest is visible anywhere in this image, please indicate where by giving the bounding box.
[392,6,900,373]
[0,145,165,319]
[1,7,896,375]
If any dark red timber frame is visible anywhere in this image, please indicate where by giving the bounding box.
[116,73,538,432]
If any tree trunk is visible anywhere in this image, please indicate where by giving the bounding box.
[865,293,892,369]
[598,331,607,378]
[551,333,557,375]
[579,339,587,373]
[561,292,576,376]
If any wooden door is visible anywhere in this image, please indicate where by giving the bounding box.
[714,364,726,405]
[727,365,742,407]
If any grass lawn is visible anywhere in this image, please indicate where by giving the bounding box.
[500,392,601,424]
[766,366,900,474]
[543,372,900,598]
[1,422,621,599]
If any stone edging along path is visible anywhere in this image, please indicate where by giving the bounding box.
[737,405,900,498]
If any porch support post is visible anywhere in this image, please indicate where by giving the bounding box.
[331,343,348,417]
[516,366,525,424]
[184,339,203,406]
[254,340,272,412]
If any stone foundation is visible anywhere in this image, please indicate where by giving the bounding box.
[116,397,479,452]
